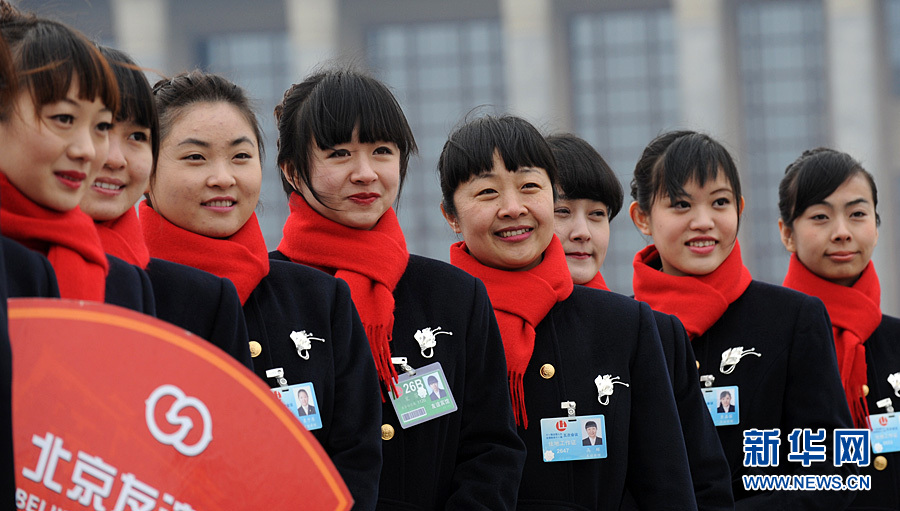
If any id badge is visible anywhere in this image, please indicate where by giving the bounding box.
[389,362,457,429]
[703,385,739,426]
[870,412,900,454]
[539,415,607,462]
[270,382,323,431]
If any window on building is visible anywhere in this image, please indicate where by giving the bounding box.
[367,20,506,261]
[569,7,680,294]
[737,0,828,283]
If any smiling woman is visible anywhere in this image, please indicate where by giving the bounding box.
[438,114,696,510]
[141,70,382,510]
[0,2,156,315]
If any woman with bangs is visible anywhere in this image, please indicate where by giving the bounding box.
[437,115,695,510]
[141,70,380,509]
[272,68,525,510]
[550,133,733,510]
[777,148,899,509]
[0,2,153,313]
[627,130,854,508]
[78,47,252,368]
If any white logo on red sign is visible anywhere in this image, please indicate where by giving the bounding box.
[145,385,213,457]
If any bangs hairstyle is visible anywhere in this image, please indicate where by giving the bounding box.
[99,46,159,167]
[631,130,741,213]
[547,133,623,220]
[275,68,417,203]
[0,3,118,119]
[438,114,558,216]
[779,147,880,228]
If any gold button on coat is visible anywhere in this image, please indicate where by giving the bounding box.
[249,341,262,358]
[862,384,870,397]
[540,364,555,379]
[696,361,700,370]
[874,455,887,471]
[381,424,395,441]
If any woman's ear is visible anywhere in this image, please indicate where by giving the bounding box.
[280,162,300,192]
[739,196,746,216]
[440,203,461,234]
[629,201,652,236]
[778,218,796,253]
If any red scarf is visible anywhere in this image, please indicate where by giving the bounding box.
[582,271,609,291]
[450,235,573,428]
[632,240,752,339]
[95,207,150,269]
[140,202,270,305]
[0,173,108,301]
[783,254,881,429]
[277,193,409,397]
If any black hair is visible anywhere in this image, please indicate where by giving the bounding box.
[778,147,880,228]
[0,34,15,114]
[438,114,558,216]
[297,388,309,397]
[547,133,623,220]
[0,1,118,120]
[585,420,597,429]
[274,67,417,205]
[152,70,263,162]
[630,130,741,215]
[98,46,159,169]
[719,390,732,400]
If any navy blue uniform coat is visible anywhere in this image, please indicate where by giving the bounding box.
[274,252,527,511]
[517,286,697,510]
[849,314,900,510]
[104,254,155,316]
[691,281,856,510]
[246,258,381,511]
[622,309,734,511]
[2,237,60,506]
[145,258,253,369]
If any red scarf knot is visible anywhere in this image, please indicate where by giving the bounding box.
[450,235,574,428]
[277,193,409,399]
[0,173,109,301]
[139,202,270,305]
[95,207,150,269]
[632,240,752,339]
[783,254,881,429]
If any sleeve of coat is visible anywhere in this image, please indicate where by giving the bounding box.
[321,278,382,511]
[445,277,526,511]
[625,301,698,510]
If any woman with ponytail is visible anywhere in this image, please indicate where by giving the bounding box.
[438,115,694,510]
[549,132,733,510]
[143,70,380,509]
[78,47,251,368]
[628,130,854,509]
[272,67,525,510]
[778,147,897,509]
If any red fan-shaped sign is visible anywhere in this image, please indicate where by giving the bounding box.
[9,298,352,510]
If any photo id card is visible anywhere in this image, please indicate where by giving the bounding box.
[703,385,739,426]
[389,362,457,429]
[270,382,322,431]
[539,414,607,462]
[870,413,900,454]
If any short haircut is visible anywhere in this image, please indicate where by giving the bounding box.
[547,133,623,220]
[99,46,159,170]
[274,66,417,204]
[719,390,731,400]
[779,147,880,228]
[427,375,439,386]
[438,114,558,216]
[297,388,309,397]
[584,420,597,430]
